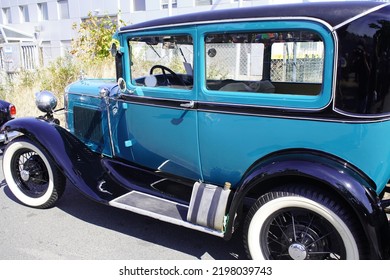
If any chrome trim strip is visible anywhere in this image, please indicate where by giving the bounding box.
[106,103,116,157]
[331,28,339,117]
[197,102,390,124]
[113,90,390,123]
[333,108,390,120]
[119,16,334,34]
[115,93,390,124]
[120,93,331,115]
[333,3,389,30]
[66,91,103,99]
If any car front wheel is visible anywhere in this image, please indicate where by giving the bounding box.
[2,137,65,208]
[244,185,366,260]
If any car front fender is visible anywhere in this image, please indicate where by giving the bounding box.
[0,117,120,203]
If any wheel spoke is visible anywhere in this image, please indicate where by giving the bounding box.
[268,235,288,247]
[291,212,297,242]
[271,218,289,241]
[306,230,333,248]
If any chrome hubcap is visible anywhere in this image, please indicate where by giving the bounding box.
[288,243,307,260]
[20,170,30,182]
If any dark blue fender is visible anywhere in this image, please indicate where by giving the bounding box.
[226,151,390,259]
[0,117,127,203]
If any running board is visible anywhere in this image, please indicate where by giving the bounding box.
[109,191,224,237]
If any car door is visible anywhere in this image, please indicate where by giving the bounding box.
[109,29,201,181]
[197,22,333,187]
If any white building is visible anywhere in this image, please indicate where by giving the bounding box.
[0,0,387,71]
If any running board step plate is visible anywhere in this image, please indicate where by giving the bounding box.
[109,191,224,237]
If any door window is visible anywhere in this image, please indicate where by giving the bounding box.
[129,35,194,90]
[205,30,324,95]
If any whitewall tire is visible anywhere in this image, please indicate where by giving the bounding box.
[244,186,365,260]
[2,137,65,208]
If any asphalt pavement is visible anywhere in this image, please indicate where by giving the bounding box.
[0,154,247,260]
[1,151,388,260]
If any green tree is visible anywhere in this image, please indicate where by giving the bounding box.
[70,12,124,62]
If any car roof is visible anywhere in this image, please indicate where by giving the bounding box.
[120,1,387,33]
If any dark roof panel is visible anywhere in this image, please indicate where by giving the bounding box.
[120,1,386,32]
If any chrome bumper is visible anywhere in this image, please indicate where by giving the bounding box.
[0,131,22,146]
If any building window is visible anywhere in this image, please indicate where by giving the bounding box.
[58,0,69,19]
[2,8,12,24]
[196,0,212,5]
[132,0,146,11]
[161,0,177,9]
[20,5,30,23]
[38,3,49,21]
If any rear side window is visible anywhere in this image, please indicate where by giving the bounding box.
[205,30,324,95]
[335,5,390,116]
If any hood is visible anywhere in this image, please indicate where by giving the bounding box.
[66,78,118,97]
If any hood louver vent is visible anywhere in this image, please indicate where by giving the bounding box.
[73,106,103,146]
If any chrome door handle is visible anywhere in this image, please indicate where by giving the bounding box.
[180,100,195,109]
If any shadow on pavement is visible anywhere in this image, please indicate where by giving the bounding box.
[2,179,248,260]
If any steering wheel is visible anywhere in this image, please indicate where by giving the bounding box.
[149,65,185,86]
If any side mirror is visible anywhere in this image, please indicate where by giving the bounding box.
[110,42,119,57]
[118,77,127,92]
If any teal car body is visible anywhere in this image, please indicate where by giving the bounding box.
[2,1,390,259]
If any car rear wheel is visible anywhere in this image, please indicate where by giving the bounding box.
[2,137,65,208]
[243,185,366,260]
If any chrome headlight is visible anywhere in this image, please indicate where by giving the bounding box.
[35,90,58,113]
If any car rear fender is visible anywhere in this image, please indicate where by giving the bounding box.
[226,151,390,259]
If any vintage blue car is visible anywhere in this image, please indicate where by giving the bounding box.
[1,1,390,260]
